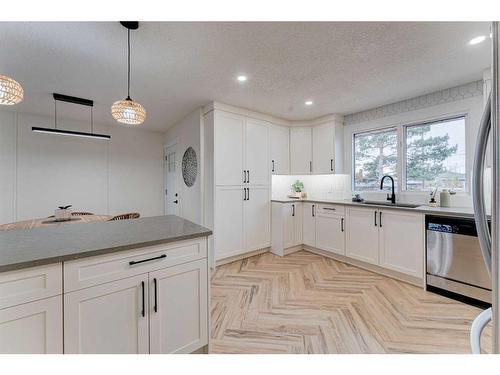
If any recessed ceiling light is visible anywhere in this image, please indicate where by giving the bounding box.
[237,75,247,82]
[305,100,313,106]
[469,35,486,45]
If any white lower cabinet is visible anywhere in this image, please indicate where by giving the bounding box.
[244,187,271,252]
[345,207,379,264]
[316,214,345,255]
[302,202,316,247]
[149,259,208,354]
[378,209,424,278]
[272,202,302,255]
[0,295,63,354]
[215,186,245,259]
[64,273,150,354]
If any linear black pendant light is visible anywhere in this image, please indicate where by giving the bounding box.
[32,93,111,140]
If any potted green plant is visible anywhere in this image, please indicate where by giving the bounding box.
[290,180,305,198]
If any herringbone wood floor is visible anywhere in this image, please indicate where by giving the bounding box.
[210,250,492,354]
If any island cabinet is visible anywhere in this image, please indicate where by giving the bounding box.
[0,264,63,354]
[63,237,209,354]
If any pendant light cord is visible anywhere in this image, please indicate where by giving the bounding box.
[127,28,131,100]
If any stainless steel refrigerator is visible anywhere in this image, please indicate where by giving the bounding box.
[471,21,500,354]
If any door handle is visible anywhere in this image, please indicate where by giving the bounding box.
[312,204,315,217]
[247,188,250,201]
[272,160,275,173]
[243,188,247,201]
[330,159,334,172]
[141,281,145,317]
[309,161,312,173]
[292,204,295,217]
[247,170,250,183]
[374,211,377,227]
[341,217,344,232]
[379,211,382,227]
[153,278,158,313]
[129,254,167,266]
[243,170,246,183]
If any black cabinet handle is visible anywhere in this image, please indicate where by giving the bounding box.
[292,204,295,217]
[247,188,250,201]
[323,207,336,211]
[331,159,334,172]
[153,278,158,313]
[309,161,312,173]
[247,170,250,183]
[129,254,167,266]
[141,281,145,317]
[272,160,275,172]
[243,170,246,183]
[174,200,178,204]
[341,217,344,232]
[312,204,315,217]
[243,188,246,201]
[374,211,377,227]
[379,211,382,227]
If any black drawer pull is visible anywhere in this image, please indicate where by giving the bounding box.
[153,278,158,313]
[129,254,167,266]
[323,207,337,211]
[141,281,145,317]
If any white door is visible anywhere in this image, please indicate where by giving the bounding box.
[293,202,303,246]
[378,210,424,277]
[316,214,345,255]
[0,296,62,354]
[290,127,312,174]
[149,259,208,354]
[244,186,270,251]
[215,111,245,186]
[64,274,149,354]
[313,124,335,174]
[214,186,245,260]
[270,124,289,175]
[165,143,179,215]
[302,202,316,247]
[283,203,295,249]
[345,207,379,265]
[245,118,270,186]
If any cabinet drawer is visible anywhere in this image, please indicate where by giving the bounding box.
[0,263,62,309]
[316,203,345,216]
[64,238,207,292]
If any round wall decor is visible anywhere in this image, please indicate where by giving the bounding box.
[182,146,197,187]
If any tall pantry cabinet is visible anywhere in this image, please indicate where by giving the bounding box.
[204,109,271,263]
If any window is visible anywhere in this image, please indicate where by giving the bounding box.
[405,116,466,191]
[353,128,398,191]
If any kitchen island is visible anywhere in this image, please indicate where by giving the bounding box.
[0,215,212,354]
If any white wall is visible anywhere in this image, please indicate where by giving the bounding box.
[0,109,165,224]
[342,80,486,207]
[164,109,204,225]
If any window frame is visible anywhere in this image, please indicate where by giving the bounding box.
[402,114,468,193]
[352,126,399,193]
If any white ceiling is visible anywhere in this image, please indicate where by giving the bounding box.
[0,22,491,131]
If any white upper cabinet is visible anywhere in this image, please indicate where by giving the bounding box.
[312,124,335,174]
[270,124,289,175]
[245,119,270,185]
[378,210,424,278]
[215,111,245,185]
[290,127,313,174]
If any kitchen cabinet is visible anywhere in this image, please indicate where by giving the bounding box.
[244,186,271,252]
[345,207,379,265]
[378,209,424,278]
[245,118,270,185]
[214,111,245,186]
[149,259,208,354]
[302,202,316,247]
[290,127,313,174]
[272,202,302,255]
[64,274,150,354]
[0,296,63,354]
[315,204,345,255]
[215,186,245,259]
[270,124,289,175]
[312,124,335,174]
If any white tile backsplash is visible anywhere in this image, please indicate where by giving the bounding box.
[272,174,352,200]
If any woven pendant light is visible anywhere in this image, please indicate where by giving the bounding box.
[0,75,24,105]
[112,22,146,125]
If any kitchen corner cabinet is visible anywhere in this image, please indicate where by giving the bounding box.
[312,124,335,174]
[271,202,302,256]
[270,124,289,175]
[290,127,313,174]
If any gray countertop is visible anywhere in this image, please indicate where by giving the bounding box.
[0,215,212,273]
[271,197,480,218]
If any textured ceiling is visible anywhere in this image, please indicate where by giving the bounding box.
[0,22,491,131]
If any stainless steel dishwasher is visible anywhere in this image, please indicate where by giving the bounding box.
[426,215,491,304]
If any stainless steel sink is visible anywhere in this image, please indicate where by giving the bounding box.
[361,200,421,209]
